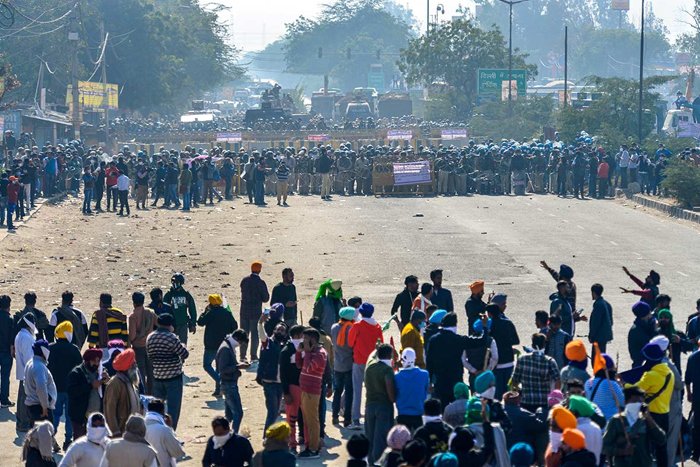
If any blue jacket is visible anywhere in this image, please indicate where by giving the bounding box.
[550,292,573,336]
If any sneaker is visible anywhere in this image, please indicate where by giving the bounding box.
[297,449,320,459]
[283,202,289,206]
[212,389,221,397]
[62,440,71,451]
[348,422,363,430]
[0,400,14,408]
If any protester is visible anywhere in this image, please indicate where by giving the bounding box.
[331,307,355,427]
[347,433,371,467]
[24,339,56,426]
[103,349,141,436]
[627,301,657,367]
[394,348,430,431]
[127,292,156,395]
[487,297,520,399]
[86,293,128,350]
[59,413,110,467]
[15,313,37,431]
[621,267,660,309]
[296,327,328,458]
[14,292,50,342]
[391,275,419,329]
[144,398,185,467]
[215,329,249,432]
[163,273,197,346]
[100,414,158,466]
[146,313,189,430]
[48,291,88,348]
[348,302,383,429]
[510,333,560,413]
[400,310,426,369]
[568,395,603,464]
[588,283,613,354]
[197,293,237,396]
[429,270,453,313]
[47,321,81,450]
[239,261,270,362]
[257,313,287,433]
[67,348,106,439]
[502,391,547,456]
[270,268,298,327]
[543,314,571,371]
[464,280,486,332]
[545,405,578,467]
[21,420,56,467]
[559,428,597,466]
[0,295,14,408]
[364,344,396,464]
[559,340,590,393]
[251,421,296,467]
[413,398,453,456]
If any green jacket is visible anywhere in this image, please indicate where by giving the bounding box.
[163,287,196,328]
[602,413,665,467]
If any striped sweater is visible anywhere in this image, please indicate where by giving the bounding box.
[295,346,327,395]
[87,308,128,348]
[146,329,189,380]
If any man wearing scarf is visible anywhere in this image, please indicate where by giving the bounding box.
[464,280,486,333]
[391,275,419,330]
[104,349,141,436]
[331,307,355,427]
[545,405,577,467]
[400,310,426,369]
[21,420,56,466]
[47,321,81,451]
[61,412,111,467]
[568,395,603,464]
[348,302,383,429]
[67,348,106,440]
[601,386,666,467]
[101,415,158,466]
[15,314,36,431]
[24,339,57,425]
[510,333,561,414]
[202,416,254,467]
[394,348,430,431]
[413,398,453,456]
[239,262,270,362]
[86,293,128,350]
[465,396,511,466]
[363,344,395,465]
[657,308,694,375]
[627,301,657,367]
[559,340,590,393]
[144,398,185,467]
[48,291,88,348]
[279,325,304,452]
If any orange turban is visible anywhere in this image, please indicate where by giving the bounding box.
[469,280,485,294]
[562,428,586,450]
[551,405,577,431]
[564,340,587,362]
[251,261,263,273]
[113,348,136,372]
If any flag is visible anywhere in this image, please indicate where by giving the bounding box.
[390,336,399,370]
[382,312,398,331]
[592,342,606,375]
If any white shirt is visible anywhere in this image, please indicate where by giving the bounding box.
[619,149,630,168]
[577,417,603,464]
[145,414,186,467]
[59,437,106,467]
[14,328,35,381]
[116,174,130,191]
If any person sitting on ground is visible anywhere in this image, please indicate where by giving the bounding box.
[414,398,453,457]
[401,439,429,467]
[251,421,296,467]
[379,424,411,467]
[346,433,371,467]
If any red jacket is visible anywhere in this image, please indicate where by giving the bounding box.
[7,183,20,204]
[105,167,120,187]
[296,346,327,395]
[597,162,610,179]
[348,319,383,365]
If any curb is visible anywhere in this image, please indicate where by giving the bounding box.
[628,193,700,225]
[0,192,66,242]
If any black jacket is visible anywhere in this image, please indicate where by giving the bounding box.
[0,310,13,354]
[391,288,418,327]
[67,363,98,423]
[628,318,657,367]
[202,433,253,467]
[197,305,237,351]
[503,404,546,447]
[490,313,520,365]
[465,296,486,333]
[426,330,484,379]
[279,341,301,394]
[589,297,613,344]
[48,339,82,392]
[561,449,597,467]
[14,307,50,342]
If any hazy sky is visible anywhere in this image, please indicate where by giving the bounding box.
[220,0,693,52]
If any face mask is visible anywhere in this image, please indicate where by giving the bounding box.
[480,387,496,400]
[23,317,36,336]
[443,326,458,334]
[291,338,303,349]
[549,431,562,452]
[624,402,642,426]
[64,332,73,343]
[419,322,426,330]
[87,426,107,443]
[213,433,232,449]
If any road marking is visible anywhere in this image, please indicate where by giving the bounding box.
[678,271,688,277]
[493,242,501,246]
[610,240,618,246]
[632,252,641,256]
[654,261,664,266]
[577,225,585,230]
[537,207,543,212]
[562,219,569,223]
[549,213,556,217]
[594,234,601,238]
[526,202,532,206]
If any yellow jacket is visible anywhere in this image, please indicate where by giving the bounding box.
[400,323,425,368]
[637,362,674,414]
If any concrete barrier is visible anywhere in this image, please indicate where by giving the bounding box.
[630,194,700,225]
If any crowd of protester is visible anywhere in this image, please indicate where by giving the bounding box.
[1,259,700,466]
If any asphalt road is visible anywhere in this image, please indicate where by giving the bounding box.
[0,192,698,466]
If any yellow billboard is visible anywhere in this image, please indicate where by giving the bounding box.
[66,81,119,110]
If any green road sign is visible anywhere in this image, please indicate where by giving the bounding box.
[477,68,527,96]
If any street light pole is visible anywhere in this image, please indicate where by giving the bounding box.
[638,0,645,143]
[427,0,430,36]
[499,0,529,117]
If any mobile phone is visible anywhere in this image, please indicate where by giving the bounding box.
[263,308,270,315]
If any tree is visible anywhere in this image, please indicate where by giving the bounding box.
[282,0,415,90]
[677,0,700,65]
[555,75,673,148]
[0,0,241,112]
[662,158,700,208]
[469,96,554,140]
[0,54,20,106]
[398,18,536,118]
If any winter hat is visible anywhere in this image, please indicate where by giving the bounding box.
[562,428,586,450]
[358,303,374,318]
[510,442,535,467]
[157,313,175,327]
[564,340,587,362]
[428,453,458,467]
[568,395,595,418]
[474,370,496,395]
[429,309,447,324]
[125,415,147,438]
[632,301,651,318]
[386,425,411,450]
[339,306,356,321]
[113,349,136,372]
[208,294,223,306]
[453,382,470,400]
[547,390,565,407]
[551,405,577,430]
[269,303,285,321]
[642,342,664,362]
[265,421,291,442]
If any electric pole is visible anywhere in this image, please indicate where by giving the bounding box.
[499,0,529,117]
[638,0,645,143]
[101,20,109,149]
[68,16,80,140]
